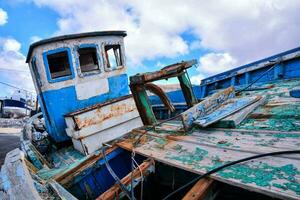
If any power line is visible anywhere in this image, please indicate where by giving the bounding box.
[0,81,35,94]
[0,68,30,73]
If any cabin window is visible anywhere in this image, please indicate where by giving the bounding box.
[47,51,72,79]
[78,46,100,74]
[104,44,123,70]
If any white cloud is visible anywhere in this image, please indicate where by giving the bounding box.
[0,8,8,25]
[0,38,35,95]
[2,38,21,52]
[198,52,237,74]
[30,35,42,43]
[190,73,205,85]
[190,52,237,85]
[31,0,300,70]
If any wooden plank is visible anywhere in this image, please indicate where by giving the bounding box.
[48,180,77,200]
[0,149,41,200]
[182,178,214,200]
[117,131,300,200]
[214,96,266,128]
[194,96,260,127]
[96,160,154,200]
[129,128,300,160]
[181,87,235,130]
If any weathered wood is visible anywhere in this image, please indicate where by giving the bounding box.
[24,157,38,173]
[182,178,214,200]
[54,146,117,186]
[214,96,266,128]
[181,87,235,130]
[130,84,157,125]
[144,82,175,112]
[130,60,196,84]
[178,72,198,107]
[0,148,42,200]
[117,129,300,200]
[194,96,260,127]
[96,159,154,200]
[48,180,77,200]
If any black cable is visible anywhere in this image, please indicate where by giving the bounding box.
[133,114,182,147]
[162,150,300,200]
[235,61,280,95]
[0,81,35,94]
[101,146,134,200]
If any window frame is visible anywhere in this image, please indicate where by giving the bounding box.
[43,47,75,83]
[102,42,124,72]
[31,56,43,87]
[74,44,102,77]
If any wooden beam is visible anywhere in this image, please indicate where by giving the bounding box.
[96,159,154,200]
[178,72,198,107]
[182,178,214,200]
[181,87,235,130]
[194,96,260,127]
[214,96,265,128]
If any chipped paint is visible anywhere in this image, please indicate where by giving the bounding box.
[166,147,208,165]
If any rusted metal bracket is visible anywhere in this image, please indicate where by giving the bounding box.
[130,60,197,125]
[145,83,175,112]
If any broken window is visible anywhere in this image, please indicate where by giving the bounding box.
[104,44,123,70]
[78,47,100,73]
[47,51,72,79]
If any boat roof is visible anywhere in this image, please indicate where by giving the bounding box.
[26,30,127,63]
[201,46,300,85]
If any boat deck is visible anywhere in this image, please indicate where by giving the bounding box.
[117,79,300,200]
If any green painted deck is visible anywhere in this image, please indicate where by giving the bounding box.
[118,79,300,200]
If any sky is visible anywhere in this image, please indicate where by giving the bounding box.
[0,0,300,98]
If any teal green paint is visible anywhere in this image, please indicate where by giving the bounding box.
[225,131,233,136]
[172,144,183,151]
[154,137,168,148]
[178,72,197,107]
[217,163,300,191]
[166,147,208,166]
[284,182,300,195]
[138,88,157,124]
[238,118,300,132]
[216,141,233,148]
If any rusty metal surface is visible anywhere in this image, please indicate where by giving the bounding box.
[129,60,197,84]
[65,94,132,117]
[144,83,175,112]
[72,97,138,130]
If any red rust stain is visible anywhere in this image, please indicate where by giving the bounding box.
[75,103,137,129]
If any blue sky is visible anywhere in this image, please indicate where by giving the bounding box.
[0,0,300,98]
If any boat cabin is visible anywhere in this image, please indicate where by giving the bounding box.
[26,31,142,154]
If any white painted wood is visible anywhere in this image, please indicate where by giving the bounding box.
[76,117,142,155]
[68,97,140,136]
[216,96,266,127]
[65,97,143,154]
[75,78,109,100]
[0,149,42,200]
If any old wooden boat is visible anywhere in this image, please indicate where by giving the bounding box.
[1,31,300,200]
